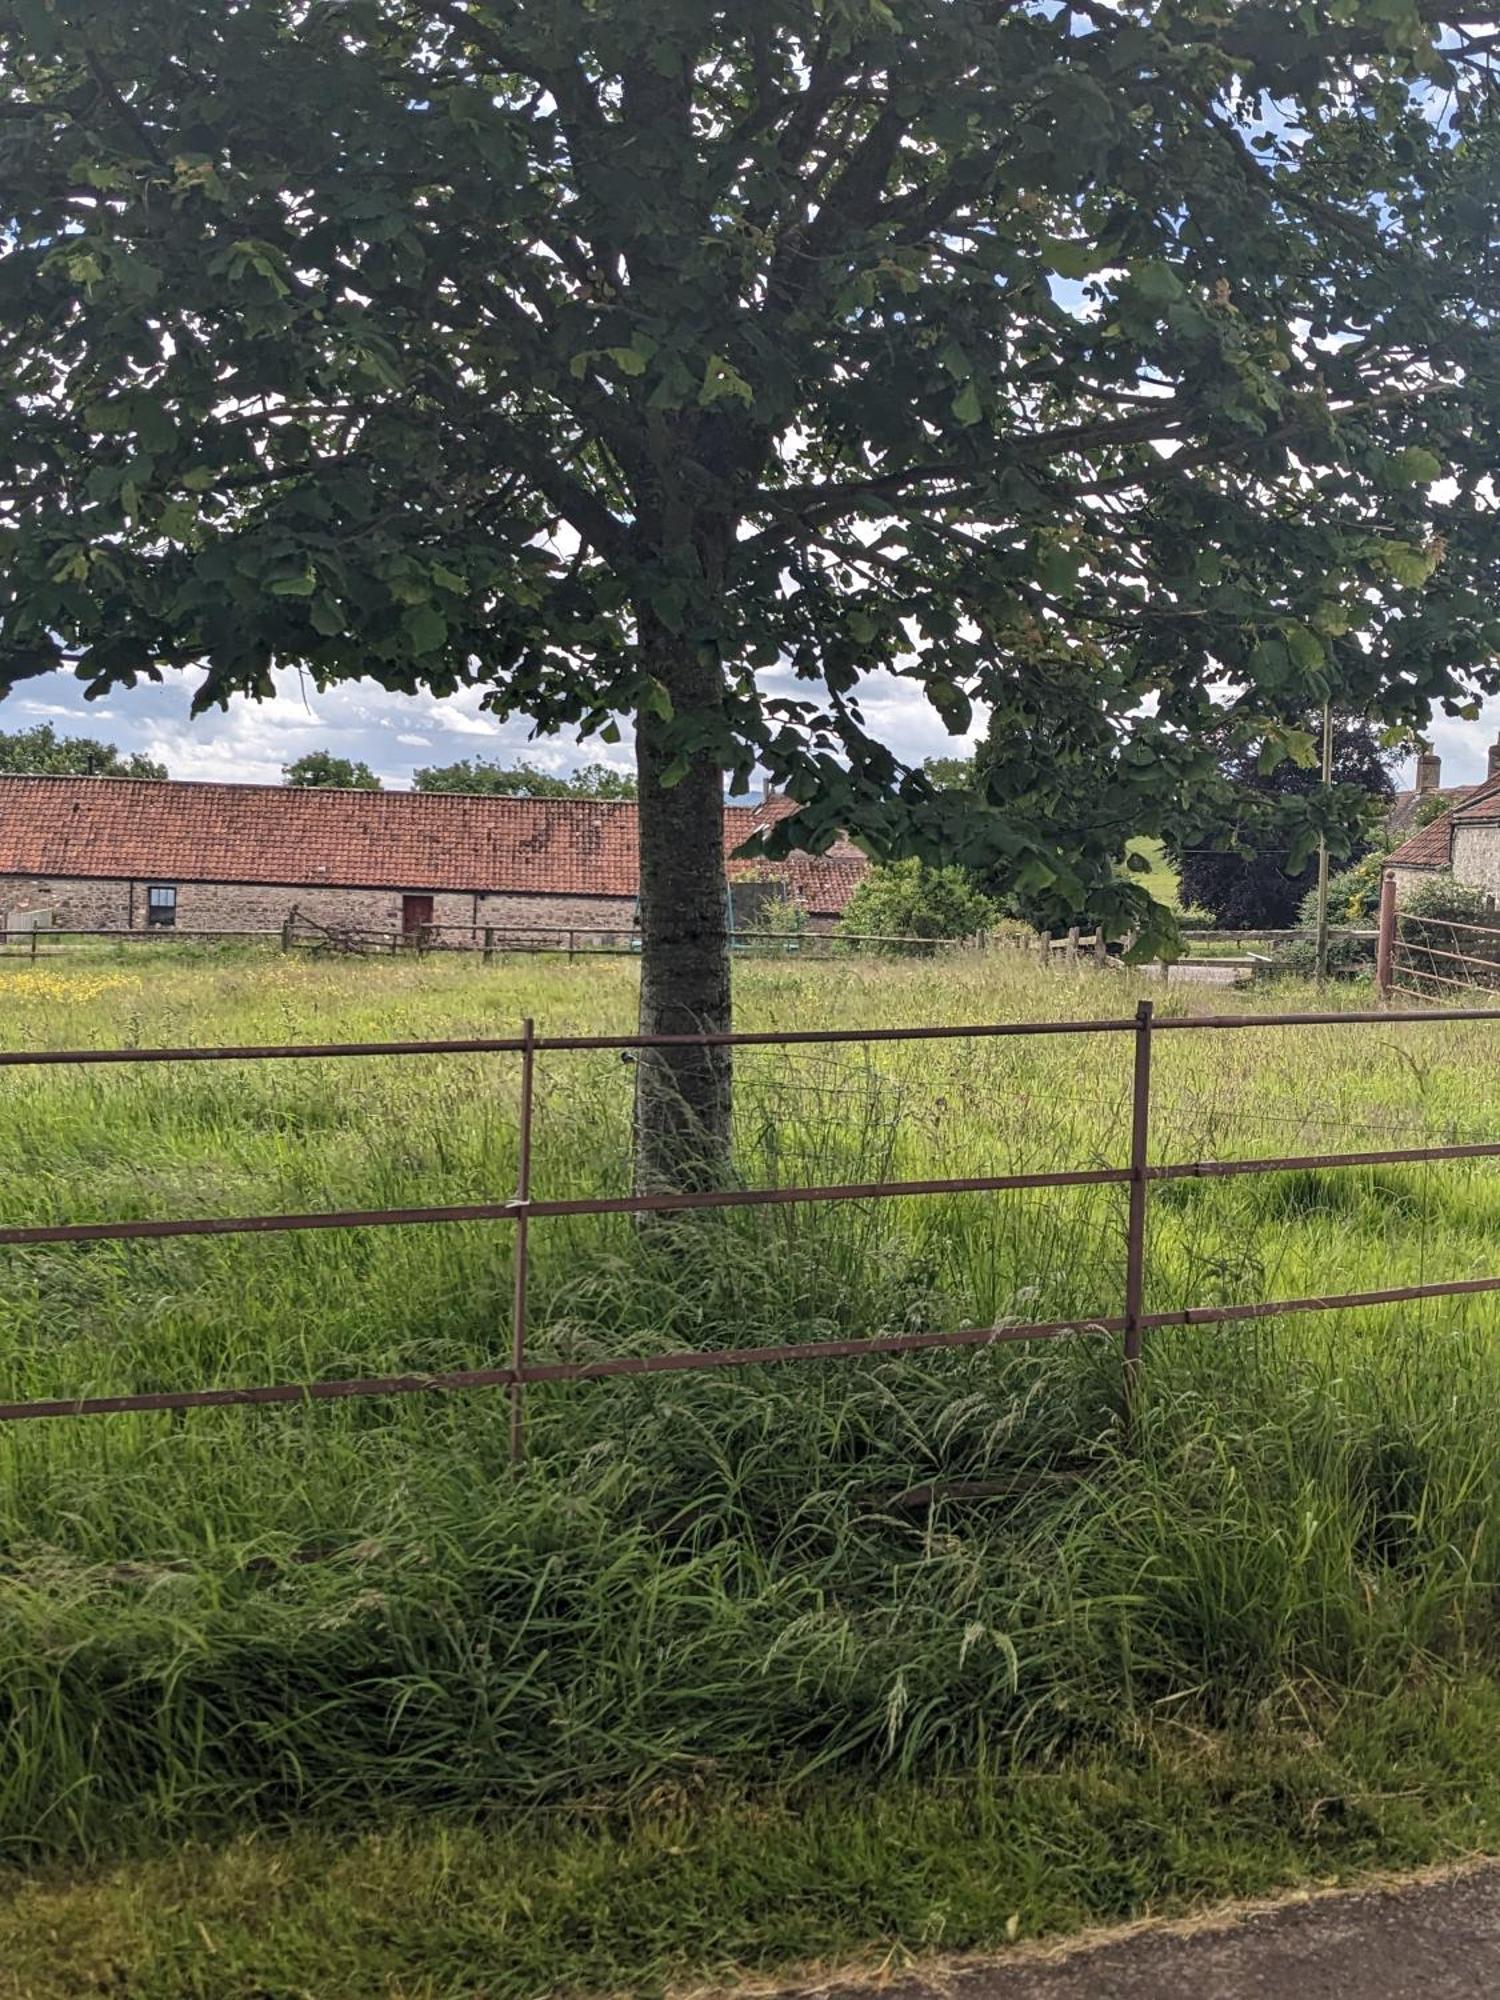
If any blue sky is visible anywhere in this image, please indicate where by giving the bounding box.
[6,664,1493,794]
[1,664,974,790]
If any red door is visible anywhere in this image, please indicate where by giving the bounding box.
[402,894,434,937]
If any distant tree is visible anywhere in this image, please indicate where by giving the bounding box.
[1177,716,1396,930]
[0,722,165,779]
[920,754,976,793]
[412,758,636,800]
[282,750,382,790]
[838,858,999,952]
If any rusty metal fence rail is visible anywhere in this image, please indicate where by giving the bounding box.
[5,998,1500,1454]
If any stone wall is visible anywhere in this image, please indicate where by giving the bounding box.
[1449,825,1500,906]
[0,874,640,944]
[1387,865,1439,908]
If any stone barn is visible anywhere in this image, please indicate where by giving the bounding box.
[0,776,868,944]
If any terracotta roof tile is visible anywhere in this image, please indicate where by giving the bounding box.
[1387,773,1500,870]
[0,777,868,916]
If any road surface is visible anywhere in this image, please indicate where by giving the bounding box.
[763,1863,1500,1999]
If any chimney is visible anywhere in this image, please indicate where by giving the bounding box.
[1416,740,1442,795]
[1488,733,1500,783]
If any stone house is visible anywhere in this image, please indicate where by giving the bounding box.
[0,775,869,943]
[1386,753,1500,908]
[1385,738,1493,843]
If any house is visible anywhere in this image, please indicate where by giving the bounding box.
[0,776,869,943]
[1384,739,1491,841]
[1387,760,1500,907]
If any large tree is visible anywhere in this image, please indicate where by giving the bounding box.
[0,721,166,779]
[5,3,1500,1184]
[282,748,382,789]
[413,757,636,799]
[1176,713,1397,929]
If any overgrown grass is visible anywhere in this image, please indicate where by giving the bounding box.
[4,944,1500,1992]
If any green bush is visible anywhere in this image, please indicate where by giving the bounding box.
[1396,874,1500,989]
[1399,875,1495,926]
[837,858,1000,953]
[1265,932,1374,981]
[1296,850,1388,929]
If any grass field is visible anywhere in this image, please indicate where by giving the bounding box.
[5,944,1500,1995]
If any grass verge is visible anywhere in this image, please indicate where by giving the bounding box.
[7,1679,1500,1998]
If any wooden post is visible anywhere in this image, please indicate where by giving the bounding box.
[1037,931,1050,971]
[1376,869,1397,1001]
[30,926,38,960]
[567,929,575,963]
[1066,924,1080,967]
[483,926,495,965]
[1093,928,1107,968]
[281,910,295,953]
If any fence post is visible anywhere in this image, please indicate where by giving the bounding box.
[1066,924,1080,967]
[483,926,495,966]
[1037,930,1050,971]
[510,1017,536,1466]
[1123,997,1154,1431]
[281,910,295,954]
[30,926,38,960]
[1376,869,1397,1001]
[1093,928,1107,968]
[567,929,575,964]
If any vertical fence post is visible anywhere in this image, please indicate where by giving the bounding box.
[483,926,495,966]
[1093,928,1107,969]
[1123,997,1154,1431]
[510,1016,536,1466]
[1066,925,1080,968]
[30,926,38,960]
[1376,869,1397,1001]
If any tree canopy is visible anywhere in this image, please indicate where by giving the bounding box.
[6,0,1500,1173]
[0,721,166,780]
[412,757,636,799]
[838,858,1000,951]
[282,749,382,789]
[1176,713,1397,929]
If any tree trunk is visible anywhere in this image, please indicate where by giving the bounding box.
[633,611,733,1194]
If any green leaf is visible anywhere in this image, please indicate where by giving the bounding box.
[928,680,972,735]
[698,354,753,407]
[1044,236,1107,279]
[659,753,692,788]
[951,381,982,426]
[1391,445,1443,486]
[270,571,318,597]
[1130,260,1185,307]
[402,604,448,653]
[309,594,345,636]
[641,680,674,722]
[431,565,467,594]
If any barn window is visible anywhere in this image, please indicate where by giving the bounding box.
[146,885,178,928]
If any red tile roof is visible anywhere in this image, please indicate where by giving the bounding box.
[1387,773,1500,870]
[1386,783,1480,837]
[0,777,868,916]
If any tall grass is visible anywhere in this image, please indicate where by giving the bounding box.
[2,946,1500,1869]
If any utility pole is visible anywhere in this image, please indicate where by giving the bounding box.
[1314,701,1333,984]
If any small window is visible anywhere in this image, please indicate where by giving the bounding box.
[146,885,178,928]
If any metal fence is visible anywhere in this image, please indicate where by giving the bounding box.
[5,997,1500,1457]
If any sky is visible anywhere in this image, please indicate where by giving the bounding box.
[6,664,1497,795]
[0,664,976,790]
